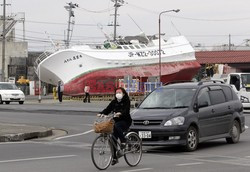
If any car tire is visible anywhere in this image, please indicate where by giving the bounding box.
[5,101,10,104]
[226,120,240,144]
[0,95,3,104]
[19,101,24,105]
[184,126,198,152]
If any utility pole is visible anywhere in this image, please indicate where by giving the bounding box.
[1,0,6,82]
[108,0,124,41]
[64,2,78,48]
[113,0,118,41]
[229,34,231,51]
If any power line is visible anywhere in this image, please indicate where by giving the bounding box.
[167,15,250,22]
[128,3,250,22]
[13,30,250,44]
[26,20,97,26]
[77,6,114,13]
[14,29,106,39]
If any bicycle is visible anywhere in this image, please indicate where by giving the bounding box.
[91,114,142,170]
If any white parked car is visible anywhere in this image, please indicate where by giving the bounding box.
[0,82,25,104]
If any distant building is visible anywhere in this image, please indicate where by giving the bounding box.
[0,13,28,82]
[195,50,250,80]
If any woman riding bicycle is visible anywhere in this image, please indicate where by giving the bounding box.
[98,87,132,165]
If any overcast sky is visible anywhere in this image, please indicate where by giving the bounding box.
[3,0,250,51]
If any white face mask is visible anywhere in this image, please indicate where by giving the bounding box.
[116,93,123,100]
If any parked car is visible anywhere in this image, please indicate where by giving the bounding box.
[130,81,245,151]
[0,82,25,104]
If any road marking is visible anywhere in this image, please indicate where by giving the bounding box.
[54,129,94,140]
[0,141,27,145]
[151,153,250,167]
[120,168,153,172]
[245,125,249,129]
[0,155,77,163]
[176,162,204,166]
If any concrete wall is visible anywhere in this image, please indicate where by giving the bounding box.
[0,41,28,81]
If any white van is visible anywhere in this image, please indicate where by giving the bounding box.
[212,73,250,112]
[0,82,25,104]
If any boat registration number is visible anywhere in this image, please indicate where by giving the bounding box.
[138,131,152,139]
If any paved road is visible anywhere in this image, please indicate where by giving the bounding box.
[0,100,250,172]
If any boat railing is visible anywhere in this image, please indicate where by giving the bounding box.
[34,51,53,73]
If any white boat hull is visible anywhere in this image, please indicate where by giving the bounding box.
[36,36,200,95]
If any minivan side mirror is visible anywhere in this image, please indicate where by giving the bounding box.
[193,103,199,113]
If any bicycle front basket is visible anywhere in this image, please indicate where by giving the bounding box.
[94,119,114,133]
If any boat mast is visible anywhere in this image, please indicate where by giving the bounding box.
[110,0,124,41]
[64,2,78,48]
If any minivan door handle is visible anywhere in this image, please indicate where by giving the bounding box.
[211,109,215,113]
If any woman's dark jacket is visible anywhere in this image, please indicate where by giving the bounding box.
[100,96,132,125]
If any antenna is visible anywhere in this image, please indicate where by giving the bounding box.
[44,31,57,50]
[97,23,111,41]
[127,14,143,32]
[170,20,181,35]
[127,14,150,42]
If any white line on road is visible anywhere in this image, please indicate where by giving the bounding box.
[54,129,94,140]
[245,125,249,129]
[176,162,204,166]
[0,141,27,145]
[120,168,153,172]
[0,155,77,164]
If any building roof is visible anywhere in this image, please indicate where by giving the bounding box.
[195,51,250,64]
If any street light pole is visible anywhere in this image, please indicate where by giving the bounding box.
[158,9,180,82]
[38,64,41,103]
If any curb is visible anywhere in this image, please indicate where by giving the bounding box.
[0,129,53,142]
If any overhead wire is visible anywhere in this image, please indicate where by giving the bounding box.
[12,2,250,50]
[26,20,97,26]
[76,6,114,13]
[127,3,250,22]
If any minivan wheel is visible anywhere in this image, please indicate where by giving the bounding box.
[226,120,240,144]
[184,126,198,152]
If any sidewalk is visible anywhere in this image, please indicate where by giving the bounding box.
[0,123,53,142]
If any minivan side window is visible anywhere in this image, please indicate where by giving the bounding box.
[197,87,211,107]
[209,89,226,105]
[221,86,233,101]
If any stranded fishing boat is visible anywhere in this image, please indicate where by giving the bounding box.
[34,1,200,95]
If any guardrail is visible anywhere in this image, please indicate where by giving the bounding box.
[34,51,53,74]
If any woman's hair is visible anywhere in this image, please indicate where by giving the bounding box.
[115,87,129,101]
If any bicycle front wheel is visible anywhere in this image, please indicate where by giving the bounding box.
[124,132,142,167]
[91,135,112,170]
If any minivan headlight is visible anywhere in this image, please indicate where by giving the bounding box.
[240,96,249,103]
[164,116,185,126]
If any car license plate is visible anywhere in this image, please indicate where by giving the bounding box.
[139,131,152,139]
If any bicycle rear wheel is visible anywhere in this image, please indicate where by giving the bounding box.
[124,132,142,167]
[91,135,112,170]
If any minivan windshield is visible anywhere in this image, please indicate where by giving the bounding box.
[139,88,197,109]
[0,83,19,90]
